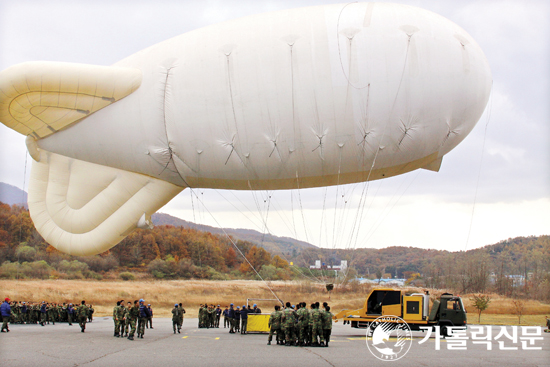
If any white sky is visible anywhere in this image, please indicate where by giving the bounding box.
[0,0,548,252]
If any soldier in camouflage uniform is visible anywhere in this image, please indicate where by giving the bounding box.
[116,302,126,337]
[127,300,139,340]
[281,302,296,346]
[171,304,181,334]
[88,304,94,322]
[310,304,325,346]
[77,300,89,332]
[323,305,333,347]
[267,305,282,345]
[124,302,132,336]
[11,302,19,324]
[296,302,309,346]
[198,304,204,328]
[48,303,57,324]
[209,305,216,328]
[113,301,121,337]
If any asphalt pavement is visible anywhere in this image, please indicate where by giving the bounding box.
[1,318,548,366]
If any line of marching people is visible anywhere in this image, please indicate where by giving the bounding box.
[1,297,91,333]
[267,301,333,347]
[0,298,94,326]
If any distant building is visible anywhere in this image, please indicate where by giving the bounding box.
[357,277,407,287]
[310,260,347,272]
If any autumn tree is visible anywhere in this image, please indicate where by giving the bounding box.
[239,245,271,274]
[271,255,289,269]
[470,294,491,323]
[511,298,526,325]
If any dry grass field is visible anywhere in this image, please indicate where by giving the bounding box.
[1,279,549,326]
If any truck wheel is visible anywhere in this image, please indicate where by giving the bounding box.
[367,323,374,337]
[440,326,448,338]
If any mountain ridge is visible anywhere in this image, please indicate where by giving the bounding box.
[0,182,28,208]
[152,212,316,255]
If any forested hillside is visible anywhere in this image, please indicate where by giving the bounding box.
[0,202,291,281]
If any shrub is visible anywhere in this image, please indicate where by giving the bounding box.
[15,245,36,262]
[0,261,21,279]
[206,266,227,280]
[151,270,165,279]
[147,259,170,278]
[119,272,135,281]
[175,259,196,278]
[78,254,119,272]
[22,260,53,279]
[57,259,89,274]
[259,264,278,280]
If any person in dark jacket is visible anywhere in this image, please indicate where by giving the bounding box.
[1,298,11,332]
[222,306,230,328]
[253,304,262,313]
[146,304,153,329]
[240,305,248,334]
[39,301,47,326]
[228,304,235,333]
[67,304,75,326]
[234,307,241,332]
[21,302,28,324]
[215,305,222,328]
[137,299,150,338]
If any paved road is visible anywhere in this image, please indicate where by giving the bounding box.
[1,318,548,366]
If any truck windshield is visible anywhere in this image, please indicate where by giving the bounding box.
[449,299,464,311]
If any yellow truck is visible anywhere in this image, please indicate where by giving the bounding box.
[333,288,467,336]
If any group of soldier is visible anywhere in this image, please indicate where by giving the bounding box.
[2,297,333,347]
[112,299,154,340]
[1,297,91,333]
[197,304,220,329]
[267,301,333,347]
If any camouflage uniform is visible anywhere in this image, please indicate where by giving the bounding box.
[322,309,333,347]
[124,305,131,336]
[113,304,120,336]
[198,305,205,328]
[127,303,139,340]
[296,305,309,345]
[172,305,181,333]
[281,306,296,345]
[209,306,215,328]
[48,304,57,324]
[116,305,126,337]
[311,307,324,345]
[77,303,89,332]
[267,308,282,345]
[88,305,94,322]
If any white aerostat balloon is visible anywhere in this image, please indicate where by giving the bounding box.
[0,3,491,255]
